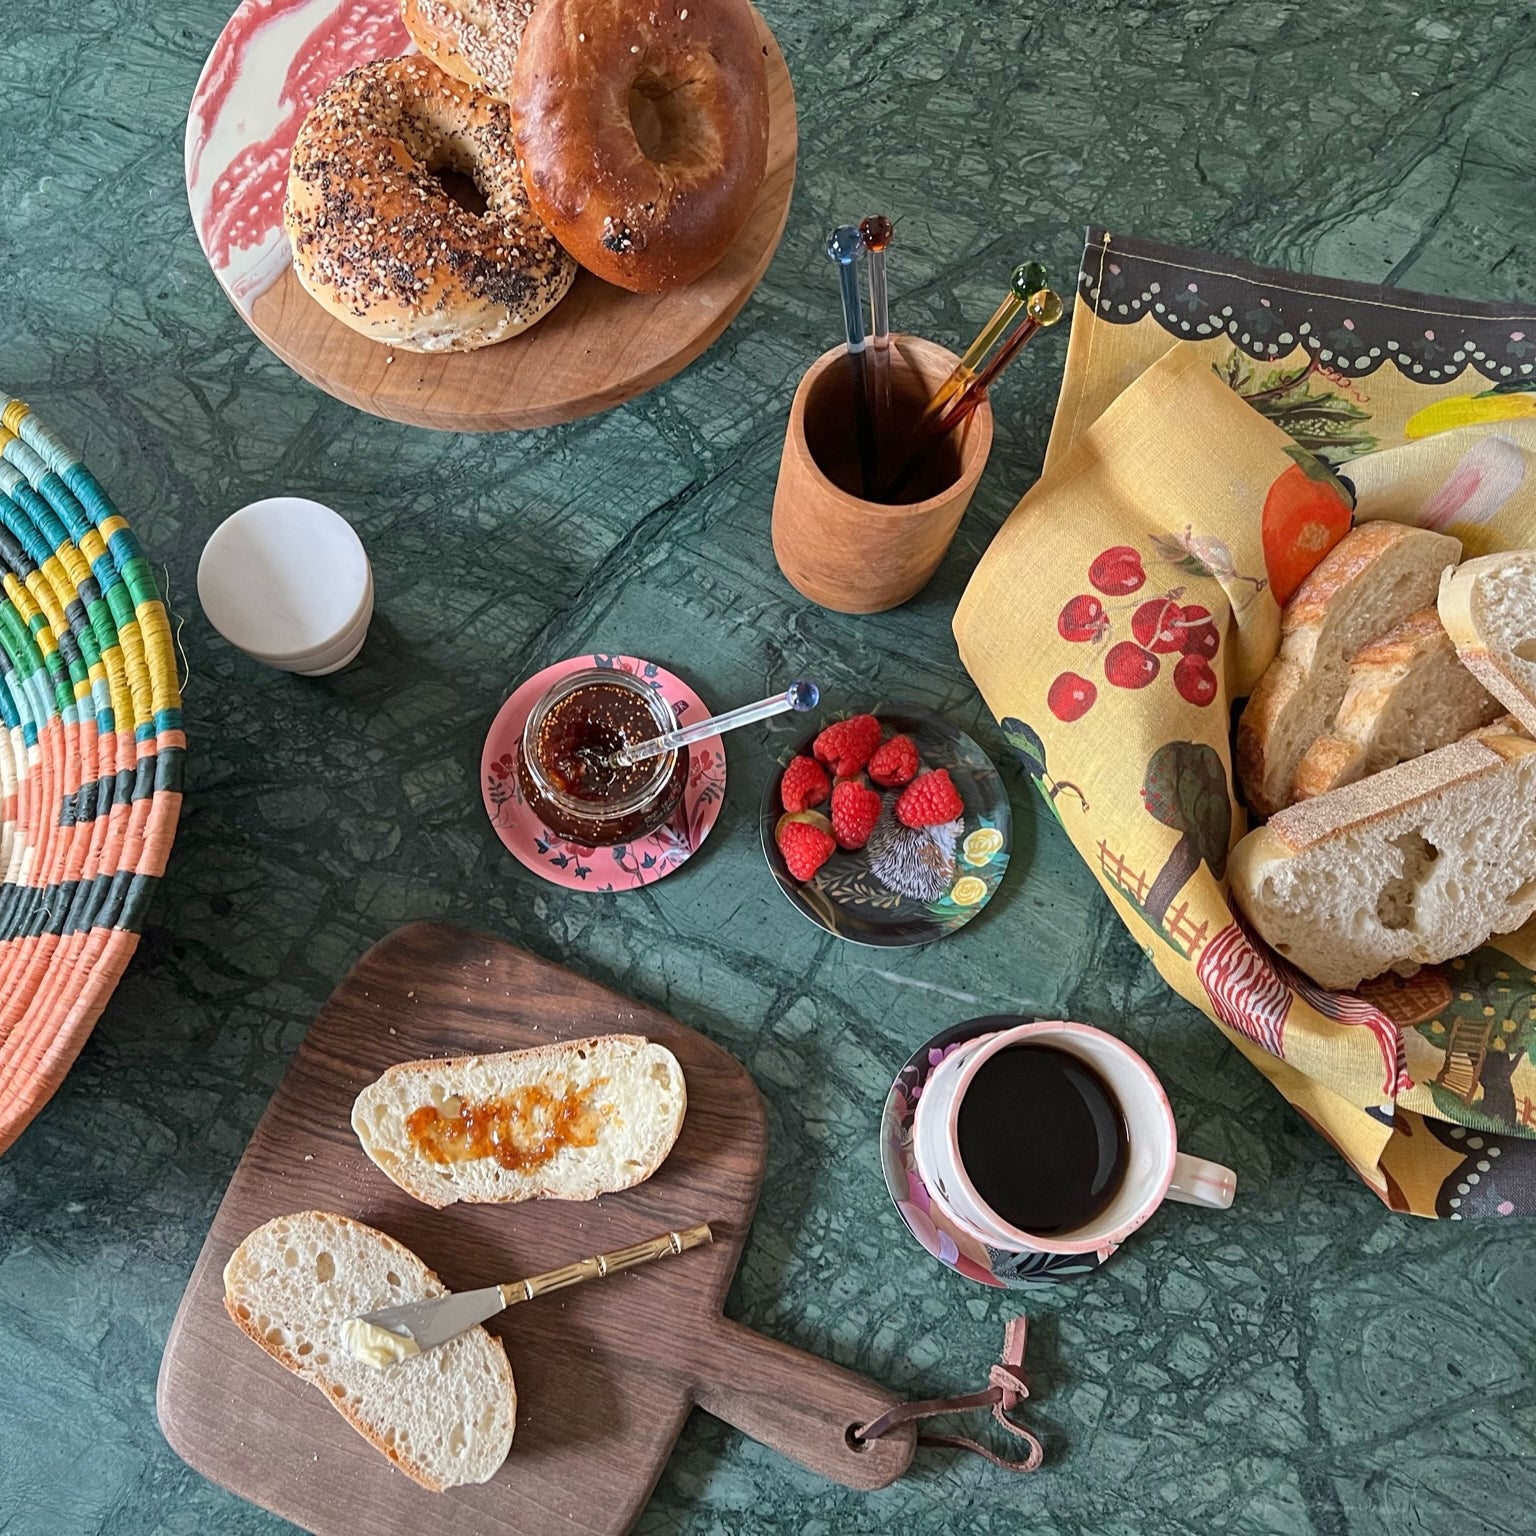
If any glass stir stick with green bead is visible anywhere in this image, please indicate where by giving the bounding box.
[607,680,821,768]
[919,261,1050,428]
[878,272,1064,502]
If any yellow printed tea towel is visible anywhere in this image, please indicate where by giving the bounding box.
[957,231,1536,1218]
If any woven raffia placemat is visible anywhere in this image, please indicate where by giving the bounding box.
[0,397,184,1155]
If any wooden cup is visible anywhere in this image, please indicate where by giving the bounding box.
[771,335,993,614]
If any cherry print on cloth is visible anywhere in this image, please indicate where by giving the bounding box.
[1048,537,1236,722]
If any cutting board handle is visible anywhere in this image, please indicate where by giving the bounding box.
[687,1316,916,1491]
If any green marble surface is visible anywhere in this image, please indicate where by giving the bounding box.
[3,1,1536,1531]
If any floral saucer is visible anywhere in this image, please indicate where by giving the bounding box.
[880,1017,1114,1288]
[760,707,1010,946]
[482,654,726,892]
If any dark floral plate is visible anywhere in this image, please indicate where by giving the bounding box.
[880,1017,1114,1288]
[759,707,1010,947]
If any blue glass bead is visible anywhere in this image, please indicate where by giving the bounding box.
[826,225,864,265]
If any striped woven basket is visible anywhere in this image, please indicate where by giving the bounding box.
[0,397,184,1155]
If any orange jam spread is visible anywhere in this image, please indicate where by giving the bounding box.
[404,1079,609,1172]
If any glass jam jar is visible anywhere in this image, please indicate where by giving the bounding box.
[517,668,689,846]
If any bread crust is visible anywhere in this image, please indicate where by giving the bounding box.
[1234,657,1303,815]
[1279,521,1427,638]
[1290,733,1362,801]
[1262,734,1535,853]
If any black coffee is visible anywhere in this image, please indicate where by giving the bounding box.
[955,1044,1129,1236]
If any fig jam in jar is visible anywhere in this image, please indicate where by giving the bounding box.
[517,668,688,845]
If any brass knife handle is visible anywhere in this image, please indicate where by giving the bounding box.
[498,1222,714,1307]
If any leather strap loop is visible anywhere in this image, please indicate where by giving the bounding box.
[851,1316,1043,1474]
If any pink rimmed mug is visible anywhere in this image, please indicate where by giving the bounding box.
[911,1020,1236,1258]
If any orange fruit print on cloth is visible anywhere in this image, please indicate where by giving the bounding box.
[1260,446,1355,603]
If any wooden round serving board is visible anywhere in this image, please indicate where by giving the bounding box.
[157,924,912,1535]
[241,18,795,432]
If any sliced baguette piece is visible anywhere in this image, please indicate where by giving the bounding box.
[353,1035,686,1209]
[1439,550,1536,735]
[223,1210,515,1491]
[1289,607,1500,799]
[1229,731,1536,990]
[1237,522,1463,816]
[1463,712,1530,743]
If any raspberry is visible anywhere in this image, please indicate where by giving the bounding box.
[812,713,883,779]
[776,815,836,882]
[779,754,830,813]
[868,733,920,788]
[830,780,881,850]
[896,769,965,829]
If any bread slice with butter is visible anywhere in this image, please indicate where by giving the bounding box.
[352,1035,686,1208]
[1229,728,1536,990]
[223,1210,515,1491]
[1438,550,1536,736]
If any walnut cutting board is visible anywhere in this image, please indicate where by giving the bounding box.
[239,13,796,432]
[157,923,912,1533]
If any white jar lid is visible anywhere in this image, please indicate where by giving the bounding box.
[198,497,371,664]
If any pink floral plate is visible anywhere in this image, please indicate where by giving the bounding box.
[482,655,726,892]
[880,1017,1114,1288]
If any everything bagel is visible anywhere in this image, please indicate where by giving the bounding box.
[285,56,574,351]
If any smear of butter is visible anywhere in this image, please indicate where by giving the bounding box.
[343,1317,421,1367]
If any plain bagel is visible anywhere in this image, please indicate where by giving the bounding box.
[509,0,769,292]
[285,56,574,351]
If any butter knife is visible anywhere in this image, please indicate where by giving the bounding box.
[343,1222,714,1365]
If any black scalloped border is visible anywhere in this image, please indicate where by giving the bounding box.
[1078,227,1536,388]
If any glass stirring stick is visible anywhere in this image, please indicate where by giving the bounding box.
[826,224,877,496]
[881,285,1065,502]
[611,680,821,767]
[920,261,1048,428]
[859,215,894,452]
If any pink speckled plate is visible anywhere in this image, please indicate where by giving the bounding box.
[482,655,726,892]
[185,0,415,312]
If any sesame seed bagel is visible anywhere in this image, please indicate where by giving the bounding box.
[285,56,574,352]
[401,0,537,98]
[509,0,769,293]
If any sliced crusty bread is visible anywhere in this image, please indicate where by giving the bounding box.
[1289,608,1500,799]
[1463,712,1530,743]
[1228,731,1536,989]
[352,1035,686,1209]
[223,1210,515,1491]
[1236,522,1463,816]
[1438,550,1536,736]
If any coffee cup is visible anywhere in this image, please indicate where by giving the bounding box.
[912,1019,1235,1258]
